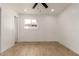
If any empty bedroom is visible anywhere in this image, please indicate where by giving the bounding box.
[0,3,79,56]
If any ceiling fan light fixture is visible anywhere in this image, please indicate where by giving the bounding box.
[32,3,48,9]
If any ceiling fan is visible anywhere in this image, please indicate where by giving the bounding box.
[32,3,48,9]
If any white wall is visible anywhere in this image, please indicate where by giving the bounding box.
[0,7,18,52]
[18,14,57,42]
[57,4,79,54]
[0,8,1,53]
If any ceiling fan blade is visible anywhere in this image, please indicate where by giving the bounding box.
[41,3,48,8]
[32,3,38,9]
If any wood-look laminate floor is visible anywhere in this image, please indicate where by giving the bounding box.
[0,42,78,56]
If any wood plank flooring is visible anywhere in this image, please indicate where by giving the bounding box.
[0,42,78,56]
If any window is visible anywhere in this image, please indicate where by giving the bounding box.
[24,19,37,29]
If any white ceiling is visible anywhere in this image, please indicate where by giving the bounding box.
[1,3,71,15]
